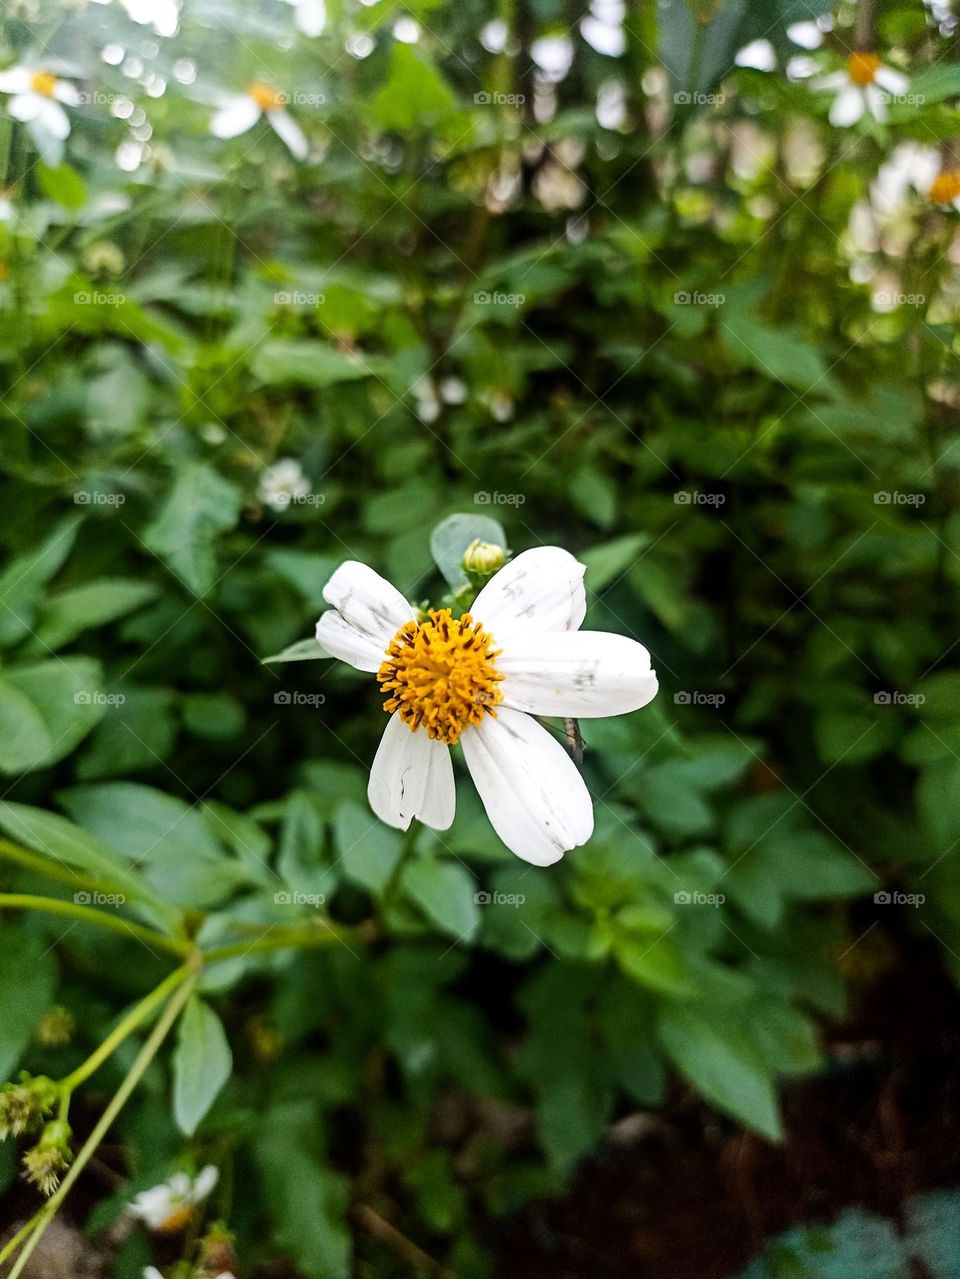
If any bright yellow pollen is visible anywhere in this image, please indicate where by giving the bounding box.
[30,72,57,97]
[378,608,503,745]
[846,52,881,86]
[158,1204,194,1234]
[247,81,284,112]
[930,170,960,205]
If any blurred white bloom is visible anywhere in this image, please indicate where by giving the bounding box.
[487,388,514,422]
[129,1166,218,1232]
[211,83,308,160]
[531,35,573,81]
[0,192,13,221]
[596,79,627,130]
[439,376,466,405]
[787,21,823,49]
[315,550,658,864]
[871,142,940,216]
[285,0,325,37]
[393,16,420,43]
[258,458,311,510]
[121,0,179,37]
[0,67,80,166]
[533,160,584,211]
[580,0,625,57]
[735,40,776,71]
[480,19,508,53]
[815,53,909,126]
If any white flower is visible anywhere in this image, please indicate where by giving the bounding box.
[210,83,308,160]
[815,52,909,126]
[285,0,326,37]
[0,67,80,167]
[121,0,180,37]
[258,457,311,510]
[129,1165,218,1232]
[315,548,658,865]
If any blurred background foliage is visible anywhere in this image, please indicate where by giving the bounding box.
[1,0,960,1274]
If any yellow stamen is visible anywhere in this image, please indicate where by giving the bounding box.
[929,170,960,205]
[378,608,503,745]
[158,1204,194,1233]
[846,52,881,87]
[247,81,284,112]
[30,71,58,97]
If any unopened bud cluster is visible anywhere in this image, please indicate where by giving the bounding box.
[0,1074,73,1197]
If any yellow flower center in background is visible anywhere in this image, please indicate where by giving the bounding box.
[158,1204,194,1233]
[846,53,881,86]
[378,609,503,744]
[30,72,57,97]
[930,170,960,204]
[248,81,284,112]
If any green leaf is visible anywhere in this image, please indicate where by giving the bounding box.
[263,637,330,664]
[143,463,242,595]
[0,928,56,1079]
[0,657,104,773]
[31,578,158,651]
[277,791,327,896]
[401,858,480,939]
[0,516,81,648]
[429,513,507,588]
[335,799,403,895]
[0,800,130,881]
[371,43,457,131]
[251,340,375,388]
[657,1003,782,1140]
[172,995,233,1136]
[581,534,650,592]
[37,162,87,210]
[720,309,829,392]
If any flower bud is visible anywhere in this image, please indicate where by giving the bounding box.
[462,539,505,577]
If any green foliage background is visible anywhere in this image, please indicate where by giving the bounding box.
[0,0,959,1274]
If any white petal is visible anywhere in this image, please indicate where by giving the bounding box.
[461,707,593,866]
[865,83,887,121]
[829,85,864,126]
[0,68,31,94]
[8,92,42,122]
[38,97,70,139]
[498,630,658,718]
[875,66,908,95]
[210,96,261,138]
[321,560,414,652]
[367,712,455,831]
[269,109,308,160]
[295,0,326,36]
[26,118,64,166]
[191,1165,219,1201]
[53,80,81,106]
[144,1268,166,1279]
[315,610,387,672]
[472,547,586,636]
[812,71,847,91]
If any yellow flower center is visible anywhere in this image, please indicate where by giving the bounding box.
[378,609,504,745]
[846,52,880,87]
[930,170,960,204]
[247,81,284,112]
[158,1204,194,1233]
[30,71,58,97]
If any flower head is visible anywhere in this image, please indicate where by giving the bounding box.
[0,65,81,166]
[257,457,311,510]
[929,169,960,208]
[210,83,308,160]
[315,547,658,865]
[21,1118,72,1197]
[129,1165,219,1232]
[814,52,909,127]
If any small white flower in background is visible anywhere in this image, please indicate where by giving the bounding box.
[486,388,514,422]
[439,376,467,405]
[121,0,181,37]
[412,377,441,423]
[129,1165,218,1232]
[258,457,311,510]
[815,52,909,126]
[0,67,81,166]
[0,191,13,221]
[285,0,326,36]
[210,83,308,160]
[315,548,659,865]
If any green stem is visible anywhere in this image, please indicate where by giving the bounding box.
[202,923,367,965]
[5,967,199,1279]
[0,837,139,900]
[60,964,195,1093]
[0,893,190,958]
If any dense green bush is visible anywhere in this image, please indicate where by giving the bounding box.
[1,0,959,1274]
